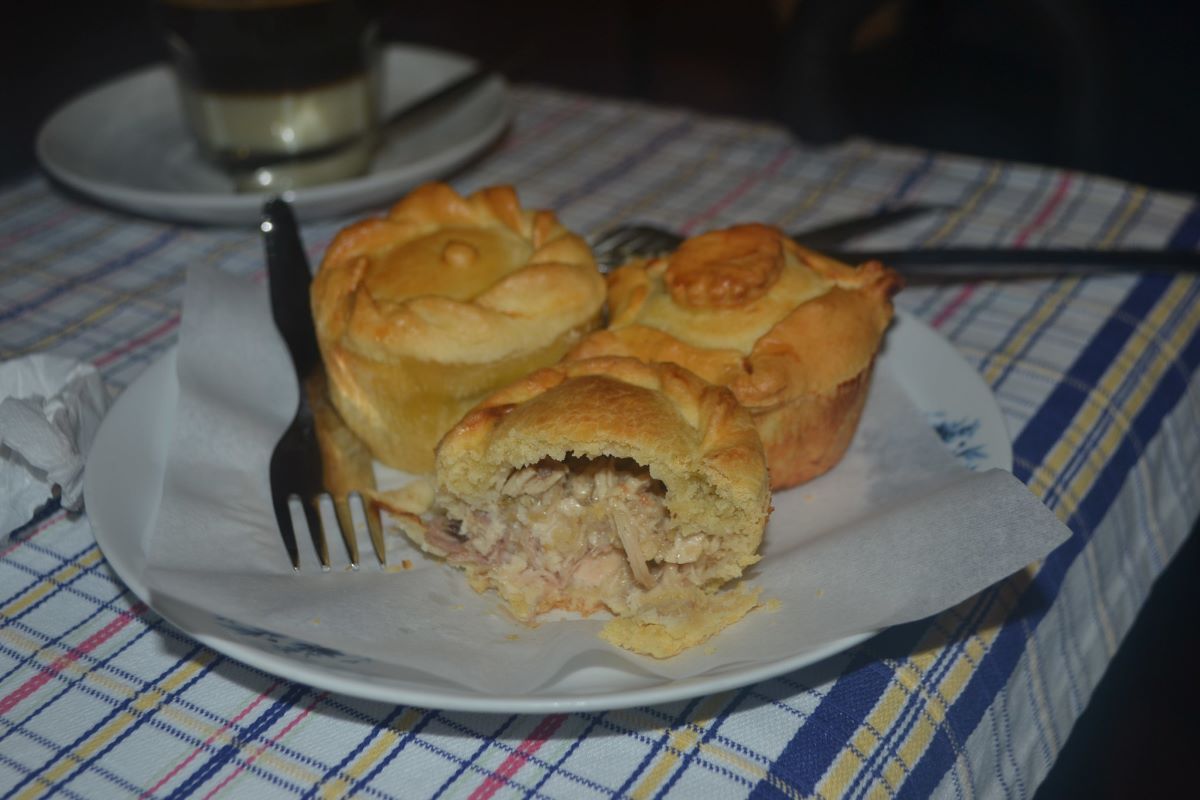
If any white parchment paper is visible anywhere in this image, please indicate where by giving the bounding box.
[142,265,1071,694]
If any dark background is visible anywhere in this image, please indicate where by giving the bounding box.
[3,1,1198,795]
[5,0,1200,193]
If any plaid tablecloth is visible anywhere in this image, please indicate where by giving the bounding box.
[2,85,1199,799]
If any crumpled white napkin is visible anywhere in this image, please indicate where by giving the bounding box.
[0,354,111,533]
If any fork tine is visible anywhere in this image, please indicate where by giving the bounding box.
[274,495,301,572]
[299,495,331,570]
[332,495,360,568]
[352,492,388,568]
[592,224,682,270]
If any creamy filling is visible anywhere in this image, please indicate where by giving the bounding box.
[423,456,713,617]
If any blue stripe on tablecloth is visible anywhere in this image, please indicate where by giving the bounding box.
[1168,201,1200,249]
[549,120,693,211]
[651,686,757,800]
[746,623,926,800]
[346,709,438,797]
[750,536,1003,799]
[1,641,210,799]
[1010,277,1170,481]
[164,683,310,800]
[424,710,623,797]
[522,714,604,799]
[0,641,309,798]
[0,229,178,326]
[301,704,408,799]
[1042,278,1200,546]
[0,586,132,687]
[841,578,1005,798]
[429,715,518,799]
[749,274,1176,799]
[613,697,704,798]
[895,275,1200,796]
[0,543,103,626]
[0,733,144,799]
[47,648,220,799]
[979,279,1088,392]
[879,152,936,208]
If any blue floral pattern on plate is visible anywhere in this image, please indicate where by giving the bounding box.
[928,412,988,468]
[216,616,369,666]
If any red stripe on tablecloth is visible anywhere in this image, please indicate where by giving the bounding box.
[680,147,794,235]
[139,684,278,799]
[0,207,78,249]
[199,691,328,800]
[1013,173,1074,247]
[1,511,66,558]
[928,173,1071,331]
[500,97,594,153]
[931,285,978,330]
[93,314,181,368]
[468,714,567,800]
[0,602,148,715]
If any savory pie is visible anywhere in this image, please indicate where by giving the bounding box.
[310,182,606,473]
[570,223,902,489]
[390,356,772,658]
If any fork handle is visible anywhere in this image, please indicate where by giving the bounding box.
[263,199,321,376]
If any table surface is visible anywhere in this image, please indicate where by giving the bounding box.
[2,84,1199,799]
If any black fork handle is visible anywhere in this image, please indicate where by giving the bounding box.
[262,198,321,378]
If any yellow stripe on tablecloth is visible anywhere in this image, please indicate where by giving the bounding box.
[0,622,326,786]
[816,568,1033,800]
[591,128,760,235]
[922,163,1004,246]
[693,740,778,791]
[629,692,732,800]
[2,549,103,619]
[1081,543,1120,656]
[981,279,1082,387]
[821,280,1198,798]
[775,143,877,230]
[14,650,218,800]
[15,273,182,357]
[1018,609,1062,759]
[317,707,426,799]
[1098,185,1148,247]
[1028,280,1199,651]
[3,232,253,359]
[506,106,641,186]
[1029,279,1196,512]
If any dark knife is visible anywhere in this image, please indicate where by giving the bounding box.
[822,246,1200,282]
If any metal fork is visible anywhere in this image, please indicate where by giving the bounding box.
[590,204,947,271]
[261,198,386,571]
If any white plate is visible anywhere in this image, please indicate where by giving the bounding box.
[36,44,510,225]
[84,312,1010,713]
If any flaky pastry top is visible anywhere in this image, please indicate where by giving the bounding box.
[434,357,770,550]
[579,224,902,410]
[311,182,606,364]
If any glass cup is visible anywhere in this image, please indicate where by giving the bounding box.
[154,0,381,192]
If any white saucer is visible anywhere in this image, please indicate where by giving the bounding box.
[35,44,510,225]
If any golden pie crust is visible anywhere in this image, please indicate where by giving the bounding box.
[570,223,902,490]
[394,356,771,658]
[311,182,606,472]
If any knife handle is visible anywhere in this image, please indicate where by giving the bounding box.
[825,247,1200,281]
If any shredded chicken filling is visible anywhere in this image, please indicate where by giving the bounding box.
[424,456,713,610]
